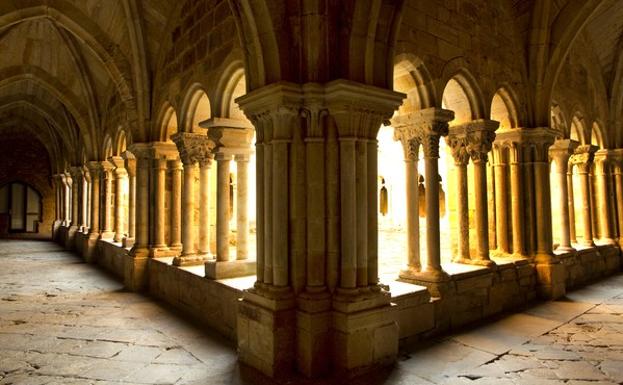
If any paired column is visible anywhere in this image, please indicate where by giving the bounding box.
[549,139,578,252]
[61,173,71,226]
[152,157,168,250]
[128,144,150,255]
[392,108,454,284]
[171,132,215,266]
[201,119,255,279]
[593,150,616,244]
[109,156,128,243]
[570,145,598,246]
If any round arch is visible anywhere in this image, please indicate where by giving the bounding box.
[491,87,519,129]
[179,84,211,133]
[154,103,179,142]
[393,54,437,113]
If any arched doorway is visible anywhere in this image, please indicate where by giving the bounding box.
[0,182,43,235]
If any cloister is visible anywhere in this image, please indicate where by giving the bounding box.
[1,0,623,383]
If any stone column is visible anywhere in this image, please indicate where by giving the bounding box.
[392,128,422,273]
[567,170,577,243]
[122,154,136,248]
[125,144,151,290]
[492,145,510,254]
[235,81,404,378]
[198,158,212,255]
[466,120,498,265]
[171,132,215,266]
[84,162,101,261]
[61,173,71,226]
[168,158,183,251]
[612,150,623,248]
[549,139,579,252]
[570,145,598,246]
[594,150,616,245]
[446,130,470,263]
[80,167,89,232]
[508,143,525,256]
[392,108,454,290]
[201,119,255,279]
[216,154,232,262]
[69,167,81,229]
[530,128,565,299]
[235,154,250,260]
[99,162,115,240]
[109,156,127,243]
[151,157,168,250]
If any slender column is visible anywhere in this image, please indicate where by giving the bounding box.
[549,139,578,252]
[132,149,150,252]
[216,154,232,262]
[395,136,421,273]
[87,163,101,235]
[198,158,212,255]
[110,157,127,243]
[594,150,616,244]
[69,168,81,229]
[122,156,136,248]
[99,162,115,239]
[235,154,250,260]
[467,120,498,265]
[62,173,71,226]
[181,161,198,257]
[493,147,510,253]
[509,143,525,256]
[447,133,470,262]
[533,141,555,259]
[571,145,597,246]
[567,170,577,243]
[81,168,89,232]
[169,159,183,250]
[152,158,167,249]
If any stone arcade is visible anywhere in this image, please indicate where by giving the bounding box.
[1,0,623,382]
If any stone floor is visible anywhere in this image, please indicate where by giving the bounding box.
[1,240,623,385]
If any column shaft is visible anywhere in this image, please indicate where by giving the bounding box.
[456,162,469,260]
[579,170,594,245]
[473,159,492,262]
[198,160,211,254]
[169,160,182,249]
[89,171,100,233]
[236,156,249,260]
[152,158,167,248]
[423,156,442,275]
[405,158,421,270]
[181,162,197,256]
[113,168,127,243]
[494,154,510,253]
[509,153,524,255]
[134,156,149,249]
[567,172,577,243]
[216,157,231,262]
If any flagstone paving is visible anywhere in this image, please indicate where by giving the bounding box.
[1,240,623,385]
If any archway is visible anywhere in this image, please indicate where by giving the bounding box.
[0,182,42,235]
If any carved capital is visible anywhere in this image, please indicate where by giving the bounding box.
[171,132,216,166]
[465,119,498,163]
[570,144,598,173]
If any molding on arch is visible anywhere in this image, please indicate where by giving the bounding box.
[440,59,486,120]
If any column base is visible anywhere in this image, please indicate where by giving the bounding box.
[491,248,512,258]
[398,268,451,298]
[65,225,79,249]
[453,257,496,267]
[52,220,62,239]
[172,254,208,266]
[599,237,617,246]
[122,237,135,249]
[535,260,566,300]
[296,291,332,377]
[332,290,398,378]
[83,232,100,263]
[113,233,124,243]
[205,259,256,279]
[125,247,150,291]
[99,230,114,240]
[237,288,297,378]
[555,245,576,253]
[149,247,177,258]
